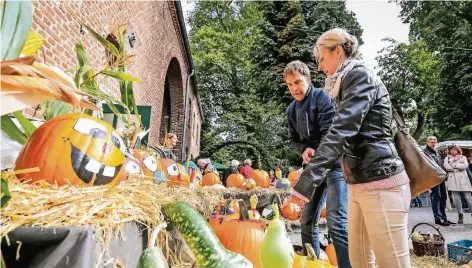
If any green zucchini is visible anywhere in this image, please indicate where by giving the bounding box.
[162,201,254,268]
[261,193,282,220]
[137,223,168,268]
[1,0,33,60]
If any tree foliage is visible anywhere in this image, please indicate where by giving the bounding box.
[395,1,472,140]
[376,38,440,140]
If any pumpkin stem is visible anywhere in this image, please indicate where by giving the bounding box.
[238,200,249,221]
[305,243,317,261]
[148,222,167,248]
[273,202,280,220]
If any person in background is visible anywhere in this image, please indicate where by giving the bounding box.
[284,60,349,264]
[290,28,411,268]
[197,158,218,175]
[424,136,453,226]
[240,159,255,179]
[269,169,277,185]
[444,145,472,224]
[161,133,178,161]
[412,195,423,208]
[223,160,239,186]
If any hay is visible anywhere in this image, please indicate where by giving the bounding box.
[410,250,459,268]
[0,175,223,267]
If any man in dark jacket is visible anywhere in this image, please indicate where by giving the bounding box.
[284,60,350,267]
[424,136,453,226]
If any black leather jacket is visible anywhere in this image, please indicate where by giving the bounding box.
[294,65,405,199]
[424,145,445,170]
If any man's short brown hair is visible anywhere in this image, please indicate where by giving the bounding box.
[284,60,310,78]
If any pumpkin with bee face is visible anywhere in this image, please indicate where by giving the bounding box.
[15,114,126,186]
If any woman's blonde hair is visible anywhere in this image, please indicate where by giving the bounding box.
[314,28,359,59]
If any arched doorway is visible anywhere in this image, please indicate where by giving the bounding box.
[160,57,184,158]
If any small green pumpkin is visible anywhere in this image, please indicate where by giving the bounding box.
[137,222,168,268]
[162,201,254,268]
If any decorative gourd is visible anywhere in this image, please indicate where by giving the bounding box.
[212,200,266,268]
[176,163,190,187]
[137,222,168,268]
[292,244,333,268]
[276,178,292,189]
[202,172,221,186]
[162,201,254,268]
[227,173,245,188]
[275,168,282,179]
[249,195,261,220]
[324,242,337,266]
[281,198,302,220]
[288,171,300,187]
[15,114,125,186]
[262,193,282,220]
[242,178,257,190]
[250,169,270,188]
[260,203,295,268]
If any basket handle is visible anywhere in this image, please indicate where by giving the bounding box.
[410,222,445,240]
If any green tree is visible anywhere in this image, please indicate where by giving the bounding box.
[376,38,440,140]
[396,1,472,140]
[252,1,363,105]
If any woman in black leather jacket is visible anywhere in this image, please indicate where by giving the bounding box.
[289,28,411,268]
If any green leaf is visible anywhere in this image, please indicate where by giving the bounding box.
[1,0,33,60]
[1,177,11,208]
[100,70,142,82]
[0,115,27,144]
[74,43,90,88]
[40,100,72,120]
[12,111,36,137]
[117,25,127,53]
[81,23,120,56]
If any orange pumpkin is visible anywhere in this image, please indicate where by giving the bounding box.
[320,207,327,218]
[15,114,125,186]
[132,149,158,177]
[281,198,302,220]
[226,173,245,188]
[242,178,256,190]
[212,201,266,268]
[159,158,189,187]
[288,170,300,186]
[117,157,142,182]
[250,169,270,188]
[202,172,221,186]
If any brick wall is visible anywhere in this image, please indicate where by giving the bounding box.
[31,0,202,161]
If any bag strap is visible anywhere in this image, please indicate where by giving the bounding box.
[392,108,406,129]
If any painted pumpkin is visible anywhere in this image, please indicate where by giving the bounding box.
[212,201,266,268]
[276,178,292,189]
[249,195,261,220]
[202,172,221,186]
[288,171,300,187]
[242,178,256,190]
[189,169,202,188]
[159,158,189,187]
[208,200,239,228]
[226,173,245,188]
[15,114,125,186]
[117,156,142,182]
[250,169,270,188]
[275,168,282,179]
[281,198,302,220]
[132,149,158,177]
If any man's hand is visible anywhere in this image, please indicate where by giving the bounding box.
[302,147,315,164]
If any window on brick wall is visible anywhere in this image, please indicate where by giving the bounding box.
[105,34,119,67]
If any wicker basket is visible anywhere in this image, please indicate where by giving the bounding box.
[410,222,445,257]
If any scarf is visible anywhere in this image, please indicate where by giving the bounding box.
[324,59,365,102]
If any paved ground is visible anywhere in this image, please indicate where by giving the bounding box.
[288,206,472,248]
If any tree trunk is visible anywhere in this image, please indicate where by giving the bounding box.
[413,112,426,141]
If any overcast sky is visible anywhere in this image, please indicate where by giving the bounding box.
[180,0,410,70]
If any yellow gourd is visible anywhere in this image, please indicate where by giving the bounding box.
[249,195,261,220]
[292,244,333,268]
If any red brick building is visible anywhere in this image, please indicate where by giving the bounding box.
[31,0,203,161]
